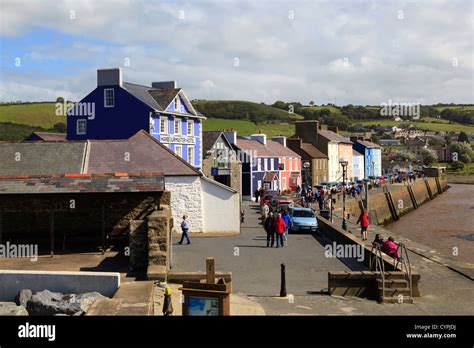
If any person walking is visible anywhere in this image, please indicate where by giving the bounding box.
[281,209,293,247]
[261,202,270,221]
[178,214,191,245]
[254,188,260,203]
[357,209,369,241]
[273,213,286,248]
[264,212,275,247]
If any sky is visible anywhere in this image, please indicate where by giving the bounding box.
[0,0,473,105]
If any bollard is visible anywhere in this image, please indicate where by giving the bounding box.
[162,287,174,316]
[280,263,287,297]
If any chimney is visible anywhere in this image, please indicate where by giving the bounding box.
[294,120,319,147]
[250,133,267,145]
[97,68,122,87]
[286,137,302,150]
[328,126,339,133]
[152,81,177,89]
[272,136,287,147]
[223,130,237,145]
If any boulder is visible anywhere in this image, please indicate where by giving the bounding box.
[15,289,33,307]
[26,290,106,316]
[0,302,28,316]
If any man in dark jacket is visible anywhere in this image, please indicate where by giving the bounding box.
[264,212,275,247]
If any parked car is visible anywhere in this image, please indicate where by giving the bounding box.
[289,207,318,233]
[261,193,276,206]
[270,196,294,209]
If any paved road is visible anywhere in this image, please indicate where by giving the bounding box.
[172,201,351,297]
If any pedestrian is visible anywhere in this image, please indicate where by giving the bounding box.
[241,209,245,223]
[318,194,324,211]
[281,209,293,247]
[261,202,270,221]
[356,208,369,241]
[296,185,301,197]
[273,213,286,248]
[254,188,260,203]
[372,233,384,249]
[264,212,275,247]
[178,214,191,245]
[382,237,400,260]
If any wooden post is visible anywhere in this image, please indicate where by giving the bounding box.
[101,201,106,255]
[206,257,215,284]
[49,210,55,257]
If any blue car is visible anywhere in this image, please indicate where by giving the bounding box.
[289,207,318,233]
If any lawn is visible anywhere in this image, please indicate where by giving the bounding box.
[0,103,65,128]
[203,118,295,137]
[358,119,474,133]
[302,106,341,115]
[434,162,474,176]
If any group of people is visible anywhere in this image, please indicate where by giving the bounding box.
[263,209,293,248]
[357,209,401,260]
[298,186,329,210]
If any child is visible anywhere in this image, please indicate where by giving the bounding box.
[357,209,369,241]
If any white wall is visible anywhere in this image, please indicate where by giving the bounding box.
[352,155,364,180]
[201,177,240,234]
[328,142,339,182]
[165,176,203,233]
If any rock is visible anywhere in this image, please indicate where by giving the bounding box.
[15,289,32,307]
[0,302,28,316]
[26,290,106,316]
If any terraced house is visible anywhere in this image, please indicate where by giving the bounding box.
[66,68,204,168]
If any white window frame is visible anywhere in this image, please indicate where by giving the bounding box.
[264,158,268,171]
[289,157,292,171]
[257,158,262,172]
[270,159,274,171]
[175,145,182,158]
[188,146,194,165]
[76,119,87,135]
[283,177,287,189]
[187,120,193,136]
[104,88,115,108]
[174,117,181,135]
[160,117,168,134]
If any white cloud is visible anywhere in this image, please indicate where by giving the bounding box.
[0,0,472,104]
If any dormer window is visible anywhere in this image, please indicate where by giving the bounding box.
[174,96,180,111]
[104,88,114,107]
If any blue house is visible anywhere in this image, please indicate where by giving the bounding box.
[351,137,382,177]
[66,68,205,168]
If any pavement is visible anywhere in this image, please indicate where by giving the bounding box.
[171,200,474,315]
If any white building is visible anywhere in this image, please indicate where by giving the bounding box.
[352,150,365,180]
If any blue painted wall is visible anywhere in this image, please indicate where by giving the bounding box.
[67,86,151,140]
[67,85,202,168]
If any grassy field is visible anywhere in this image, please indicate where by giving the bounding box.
[434,162,474,176]
[301,105,341,115]
[204,118,295,137]
[358,119,474,133]
[0,103,65,128]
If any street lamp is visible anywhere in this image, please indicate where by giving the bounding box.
[303,161,310,189]
[339,159,348,230]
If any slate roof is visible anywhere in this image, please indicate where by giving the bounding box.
[353,139,381,149]
[0,174,165,195]
[300,143,327,158]
[235,138,301,158]
[0,142,87,176]
[318,129,353,144]
[87,131,199,176]
[202,131,224,154]
[25,132,67,142]
[353,150,364,157]
[122,82,203,118]
[0,131,199,178]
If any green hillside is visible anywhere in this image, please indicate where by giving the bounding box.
[193,100,304,121]
[0,103,66,128]
[204,118,295,137]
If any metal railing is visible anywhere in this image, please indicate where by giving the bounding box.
[394,243,413,300]
[370,243,385,298]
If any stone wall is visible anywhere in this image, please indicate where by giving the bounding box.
[345,178,449,225]
[147,206,173,278]
[165,176,203,233]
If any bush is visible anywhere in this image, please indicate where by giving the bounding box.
[451,161,465,171]
[459,153,472,164]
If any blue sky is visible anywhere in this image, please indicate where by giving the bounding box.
[0,0,472,104]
